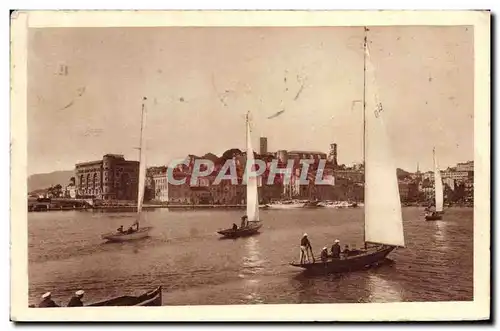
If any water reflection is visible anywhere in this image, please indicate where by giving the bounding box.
[366,272,403,302]
[433,221,449,250]
[241,237,264,303]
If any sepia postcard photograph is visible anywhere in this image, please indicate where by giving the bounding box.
[10,10,490,322]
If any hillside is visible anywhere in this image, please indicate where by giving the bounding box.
[28,170,74,192]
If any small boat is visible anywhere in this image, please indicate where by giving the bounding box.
[290,27,405,275]
[101,97,152,242]
[29,286,162,308]
[101,226,153,242]
[218,112,263,239]
[303,200,324,208]
[217,221,263,238]
[425,148,444,221]
[266,200,306,209]
[424,212,443,221]
[87,286,162,306]
[290,245,395,274]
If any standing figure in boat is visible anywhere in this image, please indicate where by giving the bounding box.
[232,223,238,231]
[38,292,59,308]
[300,233,314,264]
[331,239,341,259]
[67,290,85,307]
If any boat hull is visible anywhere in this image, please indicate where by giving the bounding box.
[289,245,395,274]
[425,214,443,221]
[266,203,305,210]
[87,286,162,306]
[101,227,152,242]
[217,222,262,238]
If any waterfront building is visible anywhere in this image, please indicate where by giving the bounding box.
[75,154,139,200]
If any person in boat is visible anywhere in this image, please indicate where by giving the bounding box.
[38,292,59,308]
[126,221,140,234]
[331,239,341,259]
[320,247,329,262]
[67,290,85,307]
[342,244,350,258]
[240,215,248,228]
[300,233,314,264]
[116,225,124,233]
[232,223,238,231]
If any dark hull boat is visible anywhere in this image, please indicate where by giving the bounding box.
[88,286,162,306]
[290,245,394,274]
[30,286,162,308]
[218,222,262,239]
[289,28,406,277]
[425,213,443,221]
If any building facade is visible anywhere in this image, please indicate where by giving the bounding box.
[75,154,139,200]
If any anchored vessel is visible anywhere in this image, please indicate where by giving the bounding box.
[290,27,405,274]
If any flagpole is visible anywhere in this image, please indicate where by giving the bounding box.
[363,26,368,250]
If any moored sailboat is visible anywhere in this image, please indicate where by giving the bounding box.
[425,148,444,221]
[289,27,405,274]
[218,112,262,238]
[101,97,152,242]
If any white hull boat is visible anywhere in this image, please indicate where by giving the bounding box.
[102,227,152,242]
[266,201,305,209]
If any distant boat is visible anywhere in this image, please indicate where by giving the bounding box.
[101,98,152,242]
[218,112,262,238]
[290,27,405,274]
[425,148,444,221]
[266,200,306,209]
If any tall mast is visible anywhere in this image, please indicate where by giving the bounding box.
[136,96,146,222]
[362,27,368,248]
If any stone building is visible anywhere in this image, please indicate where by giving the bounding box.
[75,154,139,200]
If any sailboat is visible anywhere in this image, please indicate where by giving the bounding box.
[101,97,153,242]
[217,112,263,238]
[425,148,444,221]
[289,27,405,274]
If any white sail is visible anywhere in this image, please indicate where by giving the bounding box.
[364,44,405,247]
[136,98,148,222]
[246,116,260,222]
[433,149,444,212]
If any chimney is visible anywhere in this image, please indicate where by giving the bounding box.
[260,137,268,155]
[329,143,338,168]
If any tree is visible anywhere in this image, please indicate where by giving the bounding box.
[70,177,76,185]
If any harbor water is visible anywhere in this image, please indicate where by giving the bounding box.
[28,207,473,306]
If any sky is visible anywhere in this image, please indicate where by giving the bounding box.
[27,26,474,175]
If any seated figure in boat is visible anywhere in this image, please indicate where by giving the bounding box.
[331,239,341,259]
[116,225,124,233]
[320,247,329,262]
[342,244,350,258]
[67,290,85,307]
[125,222,139,234]
[232,223,238,231]
[300,233,314,264]
[240,215,248,228]
[38,292,59,308]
